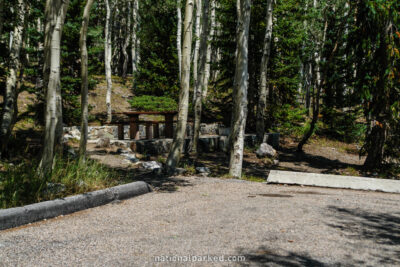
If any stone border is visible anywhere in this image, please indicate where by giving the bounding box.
[267,170,400,193]
[0,181,152,231]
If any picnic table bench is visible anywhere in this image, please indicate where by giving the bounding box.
[107,111,178,140]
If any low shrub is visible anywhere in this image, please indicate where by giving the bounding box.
[128,95,178,112]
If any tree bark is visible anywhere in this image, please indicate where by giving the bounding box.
[176,0,182,82]
[255,0,274,143]
[192,0,209,153]
[39,0,70,176]
[228,0,251,178]
[166,0,195,173]
[0,0,26,158]
[192,0,202,104]
[105,0,113,123]
[202,0,215,99]
[122,0,131,80]
[79,0,95,159]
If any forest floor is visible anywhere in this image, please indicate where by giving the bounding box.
[85,136,367,183]
[0,76,381,181]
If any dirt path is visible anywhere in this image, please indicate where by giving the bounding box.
[1,176,400,266]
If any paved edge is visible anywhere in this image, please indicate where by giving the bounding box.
[0,181,152,231]
[267,170,400,193]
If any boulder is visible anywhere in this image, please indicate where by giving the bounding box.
[62,126,81,142]
[196,166,211,174]
[141,161,163,170]
[121,152,139,163]
[96,137,111,148]
[111,140,129,149]
[256,143,277,158]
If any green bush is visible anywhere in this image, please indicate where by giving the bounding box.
[271,104,308,138]
[128,95,178,112]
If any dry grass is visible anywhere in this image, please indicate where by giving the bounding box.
[89,76,133,121]
[310,136,360,155]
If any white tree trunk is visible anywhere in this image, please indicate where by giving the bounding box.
[192,0,202,104]
[211,1,221,82]
[105,0,113,123]
[79,0,95,159]
[166,0,195,172]
[228,0,251,178]
[0,0,26,157]
[193,0,209,153]
[255,0,274,143]
[176,0,182,82]
[122,0,131,80]
[202,0,215,99]
[39,0,70,176]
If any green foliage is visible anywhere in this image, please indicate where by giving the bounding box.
[319,108,366,143]
[271,104,308,137]
[128,95,177,112]
[0,157,120,209]
[134,0,180,99]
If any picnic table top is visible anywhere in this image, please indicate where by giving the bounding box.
[113,111,178,115]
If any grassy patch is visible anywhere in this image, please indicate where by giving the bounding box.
[182,164,196,175]
[0,157,122,209]
[241,174,266,183]
[218,173,266,182]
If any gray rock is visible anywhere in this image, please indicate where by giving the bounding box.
[196,167,211,174]
[96,137,111,148]
[98,130,114,140]
[121,153,139,163]
[111,140,129,149]
[256,143,277,158]
[117,148,132,154]
[273,159,279,165]
[63,126,81,142]
[141,161,163,170]
[200,123,221,135]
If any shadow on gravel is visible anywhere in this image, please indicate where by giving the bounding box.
[327,206,400,265]
[236,247,328,266]
[277,147,362,175]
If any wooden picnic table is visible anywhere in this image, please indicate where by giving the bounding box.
[115,111,178,140]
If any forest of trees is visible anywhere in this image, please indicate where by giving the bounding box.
[0,0,399,180]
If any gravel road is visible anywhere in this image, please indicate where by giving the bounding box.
[1,176,400,266]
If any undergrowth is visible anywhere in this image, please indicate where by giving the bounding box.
[0,157,121,209]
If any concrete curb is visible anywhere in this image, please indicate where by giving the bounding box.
[0,181,151,231]
[267,170,400,193]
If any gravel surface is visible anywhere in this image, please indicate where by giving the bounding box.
[1,176,400,266]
